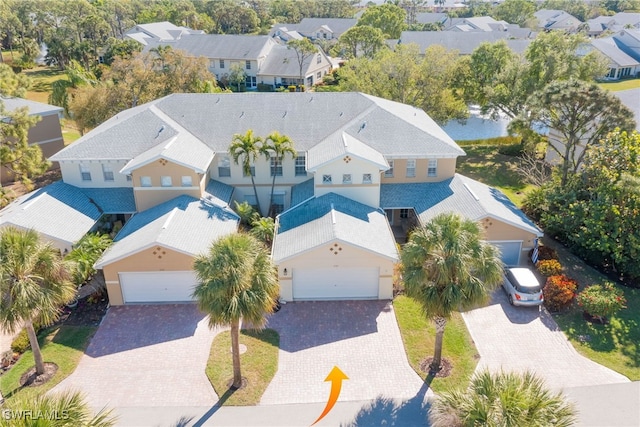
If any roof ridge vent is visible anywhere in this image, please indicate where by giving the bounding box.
[163,136,177,150]
[162,207,178,229]
[22,193,44,210]
[330,203,336,225]
[463,182,480,201]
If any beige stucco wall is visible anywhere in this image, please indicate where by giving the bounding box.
[59,160,131,188]
[381,158,456,184]
[479,216,539,265]
[132,159,204,211]
[276,240,396,302]
[313,156,382,207]
[102,245,196,305]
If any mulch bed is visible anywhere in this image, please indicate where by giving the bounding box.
[58,295,109,327]
[19,362,58,387]
[582,311,608,325]
[420,357,453,378]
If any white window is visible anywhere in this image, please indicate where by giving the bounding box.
[317,71,321,79]
[209,60,215,69]
[342,174,352,184]
[79,164,91,181]
[272,193,285,215]
[362,173,372,184]
[243,165,255,177]
[140,176,152,187]
[322,174,332,184]
[428,159,438,177]
[270,156,283,177]
[385,160,394,178]
[102,164,114,181]
[181,176,192,187]
[218,155,231,177]
[126,175,132,182]
[161,176,172,187]
[245,60,251,70]
[406,159,416,178]
[295,155,306,176]
[400,209,409,219]
[219,59,225,68]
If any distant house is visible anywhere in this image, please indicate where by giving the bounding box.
[586,12,640,37]
[584,29,640,80]
[446,16,511,32]
[144,34,332,89]
[124,21,204,46]
[534,9,583,33]
[0,97,64,185]
[270,18,357,42]
[414,12,449,26]
[398,31,534,55]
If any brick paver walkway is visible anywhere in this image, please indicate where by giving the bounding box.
[463,289,629,390]
[260,300,430,405]
[50,304,221,408]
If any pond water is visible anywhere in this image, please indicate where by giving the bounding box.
[442,107,511,141]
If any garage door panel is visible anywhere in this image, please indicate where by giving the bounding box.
[292,267,379,300]
[120,271,197,303]
[488,241,522,267]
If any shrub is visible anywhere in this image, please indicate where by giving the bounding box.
[498,144,523,157]
[11,329,31,354]
[543,275,578,312]
[577,282,626,319]
[536,259,562,277]
[529,245,558,261]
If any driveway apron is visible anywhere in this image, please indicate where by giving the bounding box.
[462,289,629,390]
[260,300,429,405]
[50,304,221,408]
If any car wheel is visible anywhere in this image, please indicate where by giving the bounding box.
[508,294,514,305]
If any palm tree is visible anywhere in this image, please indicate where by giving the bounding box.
[400,213,503,373]
[229,130,265,215]
[66,233,112,286]
[250,216,275,246]
[263,131,296,217]
[0,227,76,376]
[0,390,117,427]
[429,369,577,427]
[193,233,279,389]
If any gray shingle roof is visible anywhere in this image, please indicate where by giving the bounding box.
[270,18,357,38]
[614,89,640,131]
[591,38,640,67]
[143,34,275,60]
[0,181,101,245]
[399,31,533,55]
[57,92,464,163]
[380,174,542,236]
[307,131,388,170]
[272,192,398,262]
[1,96,62,117]
[95,195,239,268]
[259,44,325,77]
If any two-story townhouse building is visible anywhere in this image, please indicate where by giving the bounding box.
[1,92,542,305]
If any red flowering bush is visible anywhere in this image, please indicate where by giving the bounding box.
[536,259,563,277]
[577,282,626,320]
[543,275,578,312]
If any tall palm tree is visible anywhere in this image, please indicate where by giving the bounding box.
[0,227,76,376]
[429,369,577,427]
[263,131,296,217]
[229,130,265,215]
[193,233,279,389]
[0,390,117,427]
[400,213,503,373]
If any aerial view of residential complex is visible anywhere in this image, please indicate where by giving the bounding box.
[0,0,639,426]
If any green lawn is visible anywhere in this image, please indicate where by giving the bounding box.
[0,325,97,402]
[599,79,640,92]
[394,295,479,393]
[455,145,536,207]
[542,238,640,381]
[205,329,279,406]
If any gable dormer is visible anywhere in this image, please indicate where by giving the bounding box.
[307,132,388,207]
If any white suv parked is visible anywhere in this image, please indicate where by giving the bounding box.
[502,267,544,307]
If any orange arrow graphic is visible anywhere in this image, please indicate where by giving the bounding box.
[311,366,349,426]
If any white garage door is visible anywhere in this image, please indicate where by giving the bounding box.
[488,241,522,267]
[119,271,198,303]
[292,267,379,300]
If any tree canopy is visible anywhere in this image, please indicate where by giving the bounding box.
[357,3,407,39]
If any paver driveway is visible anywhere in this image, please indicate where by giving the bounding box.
[463,289,629,390]
[51,304,221,408]
[260,300,430,405]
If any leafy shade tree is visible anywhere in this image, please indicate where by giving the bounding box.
[518,79,635,187]
[429,370,577,427]
[0,390,117,427]
[0,228,76,376]
[358,3,407,39]
[0,63,31,97]
[491,0,536,27]
[333,25,386,59]
[401,213,503,372]
[102,37,142,65]
[193,233,279,389]
[263,131,296,217]
[337,43,467,124]
[230,130,265,215]
[49,59,98,118]
[287,39,317,87]
[227,62,246,92]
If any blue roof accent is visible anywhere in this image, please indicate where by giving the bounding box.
[290,179,314,206]
[204,179,234,205]
[278,192,374,234]
[80,187,136,213]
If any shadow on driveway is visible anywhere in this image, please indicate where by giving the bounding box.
[85,304,204,357]
[265,300,391,352]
